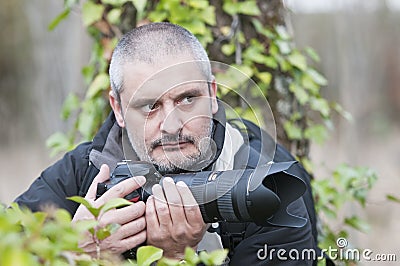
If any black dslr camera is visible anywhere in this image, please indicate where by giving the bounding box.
[96,160,307,259]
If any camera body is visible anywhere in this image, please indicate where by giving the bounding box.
[96,161,161,203]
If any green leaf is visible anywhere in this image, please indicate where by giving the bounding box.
[157,257,180,266]
[221,43,235,56]
[332,102,353,121]
[95,224,120,240]
[82,64,95,84]
[132,0,147,14]
[208,249,228,265]
[148,10,168,22]
[137,246,164,266]
[289,83,309,105]
[300,157,313,174]
[264,56,278,69]
[100,198,132,214]
[61,93,80,120]
[305,46,320,62]
[234,64,253,78]
[74,219,98,233]
[287,51,307,71]
[48,8,70,31]
[251,19,274,38]
[188,0,208,9]
[275,25,291,40]
[180,20,207,35]
[101,0,129,6]
[304,124,328,144]
[199,251,211,265]
[256,72,272,86]
[238,1,261,16]
[199,6,216,26]
[301,74,319,94]
[54,209,72,224]
[307,68,328,86]
[276,40,291,55]
[283,121,302,140]
[86,73,109,99]
[82,1,105,26]
[184,247,200,265]
[344,216,370,232]
[46,132,71,156]
[223,1,260,16]
[96,227,111,240]
[67,196,100,218]
[107,8,122,24]
[387,194,400,203]
[310,97,330,117]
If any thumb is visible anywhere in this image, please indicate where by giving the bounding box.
[86,164,110,200]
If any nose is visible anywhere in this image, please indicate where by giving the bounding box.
[160,104,183,135]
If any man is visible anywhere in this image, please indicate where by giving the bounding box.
[15,22,317,265]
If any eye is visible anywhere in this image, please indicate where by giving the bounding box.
[140,102,159,113]
[178,96,194,105]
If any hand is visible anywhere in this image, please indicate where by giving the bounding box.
[145,177,207,259]
[72,164,147,256]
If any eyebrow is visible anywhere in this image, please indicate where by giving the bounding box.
[129,86,207,108]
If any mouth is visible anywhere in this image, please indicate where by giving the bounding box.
[156,141,192,151]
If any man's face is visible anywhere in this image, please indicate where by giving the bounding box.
[115,59,218,174]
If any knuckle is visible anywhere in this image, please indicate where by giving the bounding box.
[173,226,186,239]
[134,217,146,232]
[157,205,169,216]
[113,185,125,197]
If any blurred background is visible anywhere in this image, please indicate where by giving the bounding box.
[0,0,399,264]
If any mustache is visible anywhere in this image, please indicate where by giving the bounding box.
[150,134,196,149]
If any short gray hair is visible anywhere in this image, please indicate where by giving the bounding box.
[109,22,212,101]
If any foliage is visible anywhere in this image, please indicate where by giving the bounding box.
[0,200,227,266]
[45,0,382,265]
[313,164,378,265]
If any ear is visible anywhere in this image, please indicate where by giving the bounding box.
[209,77,219,114]
[109,90,125,128]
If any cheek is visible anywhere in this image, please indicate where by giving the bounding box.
[142,117,161,141]
[182,116,211,135]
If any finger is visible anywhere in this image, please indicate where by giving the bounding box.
[162,177,185,224]
[99,201,145,227]
[152,184,172,226]
[115,216,146,239]
[176,181,203,226]
[100,229,147,254]
[119,230,147,251]
[86,164,110,200]
[145,195,160,228]
[98,175,146,204]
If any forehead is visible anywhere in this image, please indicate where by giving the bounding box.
[121,58,209,102]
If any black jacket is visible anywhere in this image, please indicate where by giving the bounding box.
[15,111,318,265]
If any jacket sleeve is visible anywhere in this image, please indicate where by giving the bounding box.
[229,198,316,266]
[13,142,93,215]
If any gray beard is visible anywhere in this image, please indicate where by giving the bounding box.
[125,120,216,175]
